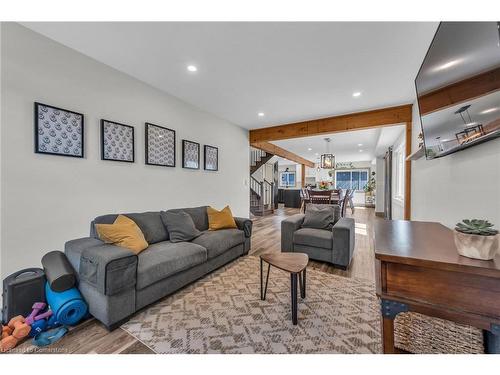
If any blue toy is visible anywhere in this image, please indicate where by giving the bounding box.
[45,283,88,326]
[29,314,61,337]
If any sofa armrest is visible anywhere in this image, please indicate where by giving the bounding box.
[234,217,253,238]
[281,214,305,252]
[331,217,355,267]
[65,238,138,296]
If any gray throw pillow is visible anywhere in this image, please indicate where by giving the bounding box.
[302,204,334,230]
[161,210,201,243]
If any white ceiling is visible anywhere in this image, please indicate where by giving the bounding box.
[22,22,438,129]
[272,125,406,164]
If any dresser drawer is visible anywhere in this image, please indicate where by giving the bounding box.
[385,262,500,317]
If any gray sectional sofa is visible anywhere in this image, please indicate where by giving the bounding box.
[65,206,252,330]
[281,205,355,269]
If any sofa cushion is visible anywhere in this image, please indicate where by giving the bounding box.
[126,212,169,244]
[95,215,149,254]
[91,212,168,244]
[207,206,237,231]
[161,210,201,243]
[168,206,209,231]
[191,229,244,259]
[293,228,332,249]
[136,241,207,289]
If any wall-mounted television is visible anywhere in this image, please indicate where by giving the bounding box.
[415,22,500,159]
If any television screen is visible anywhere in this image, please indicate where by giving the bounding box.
[415,22,500,159]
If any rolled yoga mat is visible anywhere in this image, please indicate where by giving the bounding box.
[41,251,76,292]
[45,283,88,326]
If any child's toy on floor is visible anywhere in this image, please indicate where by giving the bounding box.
[0,316,31,352]
[25,302,58,337]
[25,302,53,325]
[32,326,68,347]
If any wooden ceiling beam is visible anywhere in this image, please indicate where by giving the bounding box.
[251,141,315,168]
[249,104,413,143]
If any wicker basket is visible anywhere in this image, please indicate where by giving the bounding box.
[394,312,484,354]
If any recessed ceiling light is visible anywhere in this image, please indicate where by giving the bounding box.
[187,65,198,72]
[433,59,461,72]
[258,112,265,117]
[359,149,363,152]
[358,143,363,147]
[315,152,319,156]
[480,107,499,114]
[352,92,361,97]
[307,147,312,151]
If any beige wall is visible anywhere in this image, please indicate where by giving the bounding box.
[410,101,500,228]
[0,23,250,284]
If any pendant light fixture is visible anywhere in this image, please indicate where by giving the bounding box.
[320,137,335,169]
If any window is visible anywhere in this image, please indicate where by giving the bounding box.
[335,169,369,191]
[280,171,296,187]
[393,143,405,201]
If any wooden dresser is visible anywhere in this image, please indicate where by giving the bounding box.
[374,220,500,354]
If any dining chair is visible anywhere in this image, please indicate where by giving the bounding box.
[340,189,350,217]
[309,190,332,205]
[300,188,311,213]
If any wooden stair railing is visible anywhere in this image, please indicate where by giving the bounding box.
[250,148,274,174]
[250,176,274,216]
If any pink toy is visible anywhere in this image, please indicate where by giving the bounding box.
[25,302,53,325]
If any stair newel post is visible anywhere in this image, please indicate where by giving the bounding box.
[261,180,264,215]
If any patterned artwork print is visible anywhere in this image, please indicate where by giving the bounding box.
[183,140,199,169]
[36,103,83,157]
[102,120,134,162]
[204,145,218,171]
[146,124,175,166]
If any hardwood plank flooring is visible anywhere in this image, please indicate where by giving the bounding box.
[14,205,378,354]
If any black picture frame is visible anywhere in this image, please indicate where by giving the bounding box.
[101,119,135,163]
[204,145,219,171]
[145,122,176,167]
[182,140,200,169]
[34,102,84,158]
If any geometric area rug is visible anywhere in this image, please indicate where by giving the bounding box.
[121,256,382,353]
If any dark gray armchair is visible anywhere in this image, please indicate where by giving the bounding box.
[281,205,355,270]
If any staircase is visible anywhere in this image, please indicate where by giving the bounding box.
[250,148,274,174]
[250,176,274,216]
[249,147,275,216]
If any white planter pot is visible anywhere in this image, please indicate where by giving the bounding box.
[453,231,499,260]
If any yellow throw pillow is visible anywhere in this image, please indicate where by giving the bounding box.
[95,215,148,254]
[207,206,238,231]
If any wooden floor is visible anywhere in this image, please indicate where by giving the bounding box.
[15,205,378,354]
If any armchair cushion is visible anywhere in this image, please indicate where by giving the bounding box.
[302,204,335,230]
[293,228,333,249]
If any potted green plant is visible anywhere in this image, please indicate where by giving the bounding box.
[363,172,376,196]
[454,219,499,260]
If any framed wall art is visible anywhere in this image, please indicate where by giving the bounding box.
[34,102,84,158]
[204,145,218,171]
[145,123,176,167]
[182,140,200,169]
[101,119,135,162]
